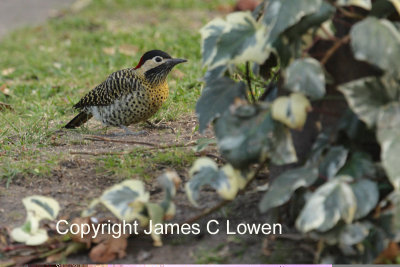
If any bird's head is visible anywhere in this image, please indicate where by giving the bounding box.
[134,50,187,84]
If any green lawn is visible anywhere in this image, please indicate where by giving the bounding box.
[0,0,234,183]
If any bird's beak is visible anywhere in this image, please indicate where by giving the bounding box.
[168,58,187,66]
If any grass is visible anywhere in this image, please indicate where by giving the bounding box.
[0,0,233,182]
[96,147,196,180]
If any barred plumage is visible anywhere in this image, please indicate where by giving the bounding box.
[64,50,186,133]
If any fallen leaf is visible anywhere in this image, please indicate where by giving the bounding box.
[217,4,234,13]
[375,241,400,263]
[53,62,62,69]
[46,252,64,263]
[234,0,261,11]
[0,84,10,96]
[172,69,185,79]
[1,67,15,76]
[118,44,139,56]
[11,255,38,266]
[103,47,116,55]
[89,236,128,263]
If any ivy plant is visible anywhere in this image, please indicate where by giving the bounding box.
[194,0,400,262]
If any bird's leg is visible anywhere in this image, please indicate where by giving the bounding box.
[145,120,175,133]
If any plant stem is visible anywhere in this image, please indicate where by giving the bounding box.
[246,62,257,103]
[320,35,350,65]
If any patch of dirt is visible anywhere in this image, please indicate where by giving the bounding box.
[0,115,313,264]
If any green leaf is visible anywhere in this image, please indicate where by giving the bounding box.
[337,0,372,9]
[386,191,400,239]
[100,180,150,222]
[203,65,227,84]
[296,176,357,232]
[371,0,398,17]
[201,21,225,68]
[381,74,400,101]
[214,103,297,168]
[157,171,181,211]
[319,146,349,180]
[196,77,246,133]
[263,0,323,42]
[351,17,400,77]
[145,203,165,247]
[339,222,371,246]
[259,166,318,213]
[308,131,330,163]
[284,58,326,99]
[200,12,270,69]
[284,2,335,41]
[185,158,242,207]
[351,179,379,220]
[271,124,298,165]
[377,103,400,190]
[338,151,376,179]
[338,77,391,128]
[192,138,217,153]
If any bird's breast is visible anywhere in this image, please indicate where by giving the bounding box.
[150,80,169,106]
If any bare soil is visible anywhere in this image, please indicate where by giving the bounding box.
[0,115,314,264]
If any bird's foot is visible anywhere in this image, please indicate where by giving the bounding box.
[145,120,175,133]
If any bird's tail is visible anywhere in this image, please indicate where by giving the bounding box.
[64,112,92,129]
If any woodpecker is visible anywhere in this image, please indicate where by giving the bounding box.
[64,50,187,134]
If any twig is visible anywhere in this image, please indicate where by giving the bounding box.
[246,62,257,103]
[70,150,133,156]
[84,135,196,149]
[39,245,66,259]
[71,136,197,155]
[320,24,338,41]
[181,159,269,225]
[320,35,350,65]
[84,135,158,147]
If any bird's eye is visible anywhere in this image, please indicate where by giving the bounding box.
[154,56,163,63]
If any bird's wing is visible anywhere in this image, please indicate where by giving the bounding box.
[73,68,141,108]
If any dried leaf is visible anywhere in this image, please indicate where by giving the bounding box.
[103,47,116,55]
[375,241,400,263]
[69,217,92,248]
[1,67,15,76]
[89,236,128,263]
[234,0,261,11]
[118,44,138,56]
[172,69,185,79]
[0,84,10,96]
